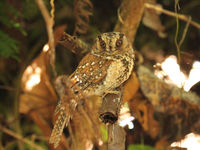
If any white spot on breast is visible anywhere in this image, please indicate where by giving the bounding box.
[91,62,95,65]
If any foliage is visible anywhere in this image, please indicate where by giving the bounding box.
[0,0,25,60]
[0,30,19,60]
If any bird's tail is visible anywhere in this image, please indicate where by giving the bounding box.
[49,107,70,148]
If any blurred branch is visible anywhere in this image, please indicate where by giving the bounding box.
[144,3,200,29]
[99,89,122,124]
[114,0,147,43]
[0,125,45,150]
[35,0,56,77]
[59,32,90,55]
[108,123,126,150]
[174,0,181,64]
[178,16,191,48]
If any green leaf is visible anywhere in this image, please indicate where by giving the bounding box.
[0,0,27,36]
[128,144,156,150]
[0,30,19,60]
[100,125,108,142]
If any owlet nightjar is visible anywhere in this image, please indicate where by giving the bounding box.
[49,32,135,148]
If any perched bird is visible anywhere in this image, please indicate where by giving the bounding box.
[49,32,135,148]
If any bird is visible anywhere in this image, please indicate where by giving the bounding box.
[49,32,135,148]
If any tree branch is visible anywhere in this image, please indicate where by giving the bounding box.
[0,125,45,150]
[144,3,200,29]
[35,0,56,77]
[114,0,147,43]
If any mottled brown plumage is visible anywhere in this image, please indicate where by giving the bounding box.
[49,32,135,148]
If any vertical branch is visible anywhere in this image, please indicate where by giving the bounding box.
[114,0,146,43]
[35,0,57,77]
[107,123,126,150]
[99,91,122,124]
[178,16,191,47]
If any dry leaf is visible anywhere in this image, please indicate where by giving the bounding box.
[143,0,166,38]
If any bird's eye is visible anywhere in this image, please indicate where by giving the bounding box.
[100,40,106,49]
[116,39,123,47]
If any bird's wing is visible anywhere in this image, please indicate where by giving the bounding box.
[70,53,112,90]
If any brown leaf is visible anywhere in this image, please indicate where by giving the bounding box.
[20,25,67,117]
[143,0,166,38]
[129,92,161,138]
[20,50,56,119]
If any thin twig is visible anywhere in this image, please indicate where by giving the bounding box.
[174,0,181,64]
[179,16,191,47]
[35,0,57,77]
[0,85,16,91]
[117,7,124,24]
[50,0,55,21]
[144,3,200,29]
[0,125,45,150]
